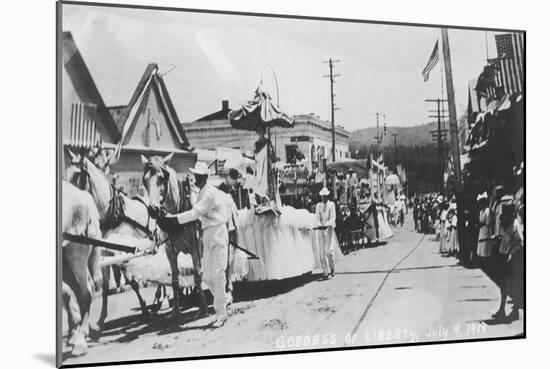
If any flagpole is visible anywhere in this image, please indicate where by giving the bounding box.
[439,33,445,101]
[440,28,462,192]
[485,31,489,62]
[441,27,467,263]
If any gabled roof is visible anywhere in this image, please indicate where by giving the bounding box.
[111,64,192,150]
[195,105,231,122]
[106,105,127,133]
[62,31,121,143]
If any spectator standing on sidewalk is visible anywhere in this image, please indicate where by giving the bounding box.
[492,198,524,321]
[476,192,491,259]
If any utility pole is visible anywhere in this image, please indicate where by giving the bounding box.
[392,133,398,164]
[441,27,466,264]
[323,58,340,162]
[426,98,448,192]
[373,112,384,149]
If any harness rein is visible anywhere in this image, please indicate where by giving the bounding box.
[100,185,154,240]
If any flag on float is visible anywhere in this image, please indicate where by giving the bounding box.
[422,40,440,82]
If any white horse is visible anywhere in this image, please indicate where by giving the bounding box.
[67,150,160,330]
[61,181,102,356]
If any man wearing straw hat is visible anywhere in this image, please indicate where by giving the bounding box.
[157,161,232,328]
[315,187,336,280]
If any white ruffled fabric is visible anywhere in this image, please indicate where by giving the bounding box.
[106,206,344,286]
[235,206,343,281]
[123,244,195,287]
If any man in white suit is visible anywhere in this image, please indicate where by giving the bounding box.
[157,162,231,328]
[315,187,336,279]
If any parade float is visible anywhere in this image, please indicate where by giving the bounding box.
[226,71,342,281]
[124,71,342,286]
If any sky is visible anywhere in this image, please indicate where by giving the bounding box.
[62,4,506,132]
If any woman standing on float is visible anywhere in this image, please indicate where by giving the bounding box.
[250,124,278,208]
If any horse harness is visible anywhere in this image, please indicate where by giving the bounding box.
[100,185,154,240]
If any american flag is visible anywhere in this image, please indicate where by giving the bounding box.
[422,40,439,82]
[69,102,100,148]
[491,33,524,95]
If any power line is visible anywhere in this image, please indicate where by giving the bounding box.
[323,58,340,162]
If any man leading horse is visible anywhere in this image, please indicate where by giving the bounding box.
[154,161,233,328]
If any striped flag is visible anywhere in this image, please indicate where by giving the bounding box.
[422,40,439,82]
[70,102,99,148]
[492,33,524,95]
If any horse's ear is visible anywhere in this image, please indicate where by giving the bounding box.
[162,152,174,165]
[141,154,149,166]
[67,149,78,162]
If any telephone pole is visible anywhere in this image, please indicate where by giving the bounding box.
[426,98,448,192]
[392,133,398,164]
[323,58,340,162]
[373,112,385,149]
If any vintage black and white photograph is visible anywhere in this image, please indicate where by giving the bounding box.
[57,1,525,366]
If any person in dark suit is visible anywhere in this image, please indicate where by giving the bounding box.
[218,169,249,210]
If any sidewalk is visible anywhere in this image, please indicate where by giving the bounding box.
[350,231,524,346]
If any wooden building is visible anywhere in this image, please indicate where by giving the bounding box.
[61,31,120,167]
[61,31,196,196]
[106,64,196,196]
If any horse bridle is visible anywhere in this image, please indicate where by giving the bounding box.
[142,163,194,213]
[74,161,156,240]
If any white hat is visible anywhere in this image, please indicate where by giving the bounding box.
[189,161,210,176]
[319,187,330,196]
[476,192,488,201]
[501,194,513,203]
[399,195,406,200]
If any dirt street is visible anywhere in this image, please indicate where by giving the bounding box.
[62,215,523,366]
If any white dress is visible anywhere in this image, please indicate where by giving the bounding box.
[254,144,269,199]
[377,206,393,239]
[439,210,448,253]
[477,208,491,257]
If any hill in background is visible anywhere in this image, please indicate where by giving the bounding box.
[349,121,448,150]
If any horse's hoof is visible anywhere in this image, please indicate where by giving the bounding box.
[71,334,88,356]
[88,327,101,342]
[95,320,106,332]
